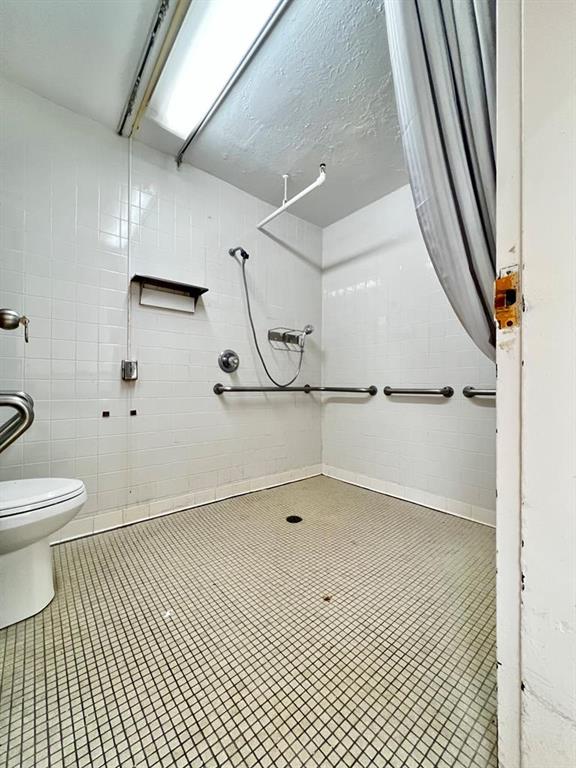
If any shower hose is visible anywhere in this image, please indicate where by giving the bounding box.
[240,254,304,387]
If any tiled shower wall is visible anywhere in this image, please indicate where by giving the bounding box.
[322,186,497,525]
[0,77,496,535]
[0,78,322,538]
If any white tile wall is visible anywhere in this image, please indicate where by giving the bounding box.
[322,186,496,525]
[0,77,495,537]
[0,78,322,537]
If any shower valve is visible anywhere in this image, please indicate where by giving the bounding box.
[218,349,240,373]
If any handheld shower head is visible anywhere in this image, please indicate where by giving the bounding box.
[229,246,250,260]
[294,324,314,348]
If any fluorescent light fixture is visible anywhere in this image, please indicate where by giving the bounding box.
[148,0,283,140]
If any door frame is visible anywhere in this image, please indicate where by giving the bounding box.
[495,1,522,765]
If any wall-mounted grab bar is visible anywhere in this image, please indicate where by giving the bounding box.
[0,391,35,454]
[463,386,496,398]
[214,383,377,396]
[383,386,454,398]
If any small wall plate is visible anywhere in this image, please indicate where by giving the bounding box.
[218,349,240,373]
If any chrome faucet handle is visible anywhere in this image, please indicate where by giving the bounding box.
[22,316,29,343]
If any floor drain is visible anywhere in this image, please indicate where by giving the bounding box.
[286,515,302,523]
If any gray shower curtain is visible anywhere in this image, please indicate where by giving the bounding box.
[385,0,496,360]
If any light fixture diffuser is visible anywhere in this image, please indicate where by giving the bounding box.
[148,0,282,141]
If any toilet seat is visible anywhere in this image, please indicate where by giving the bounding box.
[0,478,86,517]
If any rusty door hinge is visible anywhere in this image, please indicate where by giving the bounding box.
[495,266,520,329]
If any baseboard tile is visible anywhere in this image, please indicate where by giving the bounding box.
[321,465,495,528]
[52,461,493,546]
[51,465,323,545]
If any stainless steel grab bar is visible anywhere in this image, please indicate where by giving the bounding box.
[463,386,496,398]
[0,391,34,410]
[0,391,35,454]
[214,384,377,395]
[383,386,454,398]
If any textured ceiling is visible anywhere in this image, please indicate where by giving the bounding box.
[0,0,407,228]
[139,0,408,227]
[0,0,158,129]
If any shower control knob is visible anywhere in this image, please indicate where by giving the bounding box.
[218,349,240,373]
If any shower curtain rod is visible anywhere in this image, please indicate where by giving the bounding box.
[257,165,326,229]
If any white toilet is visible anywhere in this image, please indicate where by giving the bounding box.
[0,478,87,629]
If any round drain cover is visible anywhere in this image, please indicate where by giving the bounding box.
[286,515,302,523]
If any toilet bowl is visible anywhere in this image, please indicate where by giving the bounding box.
[0,478,87,628]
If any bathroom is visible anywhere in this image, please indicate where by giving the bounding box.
[0,1,575,767]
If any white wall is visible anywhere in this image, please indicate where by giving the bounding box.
[0,77,322,539]
[322,186,496,525]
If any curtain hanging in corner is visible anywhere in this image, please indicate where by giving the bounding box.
[384,0,496,360]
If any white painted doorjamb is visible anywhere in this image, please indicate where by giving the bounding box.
[495,1,522,766]
[497,2,576,765]
[519,1,576,765]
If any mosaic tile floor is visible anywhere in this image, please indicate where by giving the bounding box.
[0,477,497,768]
